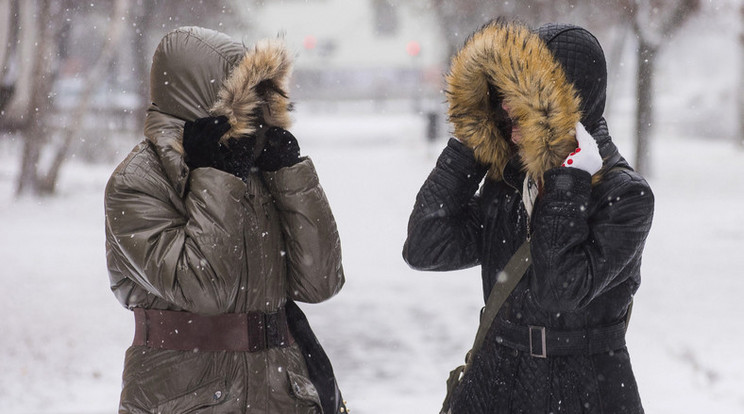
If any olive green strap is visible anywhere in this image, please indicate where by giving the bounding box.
[440,240,532,414]
[625,299,633,332]
[470,239,532,355]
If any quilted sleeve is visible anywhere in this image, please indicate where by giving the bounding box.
[529,167,654,311]
[262,158,345,303]
[105,152,249,314]
[403,138,487,271]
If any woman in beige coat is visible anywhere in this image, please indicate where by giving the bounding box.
[104,26,344,413]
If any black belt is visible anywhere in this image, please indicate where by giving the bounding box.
[492,319,627,358]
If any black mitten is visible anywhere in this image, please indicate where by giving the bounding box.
[182,116,231,170]
[220,136,256,180]
[256,127,301,172]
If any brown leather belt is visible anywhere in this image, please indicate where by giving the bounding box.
[132,307,294,352]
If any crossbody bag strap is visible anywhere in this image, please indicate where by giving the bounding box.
[440,240,533,414]
[470,239,532,357]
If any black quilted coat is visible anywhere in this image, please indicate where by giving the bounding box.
[403,22,654,413]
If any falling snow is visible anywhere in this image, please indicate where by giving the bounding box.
[1,105,742,413]
[0,2,743,414]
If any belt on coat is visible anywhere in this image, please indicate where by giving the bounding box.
[132,307,294,352]
[492,319,627,358]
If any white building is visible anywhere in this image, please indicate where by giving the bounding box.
[246,0,448,102]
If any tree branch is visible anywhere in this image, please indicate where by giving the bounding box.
[660,0,700,36]
[40,0,128,193]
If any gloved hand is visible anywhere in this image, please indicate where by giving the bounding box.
[256,127,301,171]
[182,115,231,170]
[562,122,602,176]
[220,136,256,180]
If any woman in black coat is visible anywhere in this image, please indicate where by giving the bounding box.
[403,20,654,413]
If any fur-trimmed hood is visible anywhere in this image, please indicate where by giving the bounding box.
[145,26,292,149]
[143,26,293,194]
[445,20,607,182]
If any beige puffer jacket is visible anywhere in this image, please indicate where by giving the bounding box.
[104,26,344,413]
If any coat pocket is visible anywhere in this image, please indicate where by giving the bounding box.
[153,377,229,414]
[287,370,323,413]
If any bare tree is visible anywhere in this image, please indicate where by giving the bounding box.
[129,0,158,136]
[3,0,128,196]
[1,0,258,197]
[739,2,744,148]
[14,0,58,196]
[0,0,14,112]
[1,0,37,130]
[40,0,129,194]
[426,0,504,59]
[618,0,700,175]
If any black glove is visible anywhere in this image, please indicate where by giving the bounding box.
[256,127,301,171]
[182,116,231,170]
[220,136,256,180]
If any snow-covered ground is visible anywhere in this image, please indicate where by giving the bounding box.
[1,101,743,413]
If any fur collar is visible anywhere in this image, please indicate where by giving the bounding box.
[211,38,293,141]
[445,20,582,182]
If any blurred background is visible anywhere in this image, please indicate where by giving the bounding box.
[1,0,743,413]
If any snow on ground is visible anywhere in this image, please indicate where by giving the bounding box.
[1,104,743,413]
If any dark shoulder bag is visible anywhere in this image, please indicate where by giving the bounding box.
[285,299,348,414]
[440,240,532,414]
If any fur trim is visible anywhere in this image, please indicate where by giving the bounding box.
[446,20,582,182]
[210,38,293,142]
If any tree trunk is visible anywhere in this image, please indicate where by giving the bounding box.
[739,3,744,148]
[38,0,128,194]
[604,23,629,115]
[2,0,36,129]
[0,0,11,77]
[16,0,54,196]
[634,38,657,176]
[0,0,15,113]
[132,0,156,136]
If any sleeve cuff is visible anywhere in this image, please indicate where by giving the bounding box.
[262,157,319,195]
[542,167,592,201]
[437,138,488,186]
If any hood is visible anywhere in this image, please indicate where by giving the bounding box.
[145,26,292,147]
[445,20,607,182]
[143,26,293,194]
[537,23,607,128]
